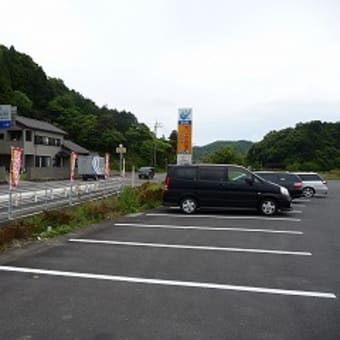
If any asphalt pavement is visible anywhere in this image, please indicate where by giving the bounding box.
[0,181,339,339]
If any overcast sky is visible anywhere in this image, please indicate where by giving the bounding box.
[2,0,340,145]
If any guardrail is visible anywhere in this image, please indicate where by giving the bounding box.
[0,179,124,222]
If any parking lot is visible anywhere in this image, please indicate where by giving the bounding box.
[0,182,339,339]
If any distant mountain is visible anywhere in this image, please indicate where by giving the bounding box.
[193,140,253,162]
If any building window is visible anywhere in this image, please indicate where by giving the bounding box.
[35,156,51,168]
[25,130,32,141]
[8,131,22,141]
[35,135,43,144]
[0,133,4,140]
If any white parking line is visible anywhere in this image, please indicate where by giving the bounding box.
[114,223,303,235]
[288,210,303,214]
[294,199,311,203]
[0,266,335,299]
[146,213,301,222]
[292,204,306,208]
[69,239,311,256]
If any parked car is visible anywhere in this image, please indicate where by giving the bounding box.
[163,164,292,216]
[138,166,155,179]
[293,172,328,198]
[254,171,303,199]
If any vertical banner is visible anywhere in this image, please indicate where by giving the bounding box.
[177,108,193,165]
[10,147,23,189]
[105,153,110,178]
[70,152,78,182]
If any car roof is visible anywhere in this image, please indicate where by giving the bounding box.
[254,171,289,173]
[168,164,246,168]
[294,172,318,175]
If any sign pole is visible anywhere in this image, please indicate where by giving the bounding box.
[115,144,127,177]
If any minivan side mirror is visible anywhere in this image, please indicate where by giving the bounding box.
[245,177,254,185]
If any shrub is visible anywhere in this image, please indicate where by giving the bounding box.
[117,186,139,213]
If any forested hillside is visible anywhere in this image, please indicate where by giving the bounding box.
[0,45,175,169]
[247,121,340,171]
[193,140,253,162]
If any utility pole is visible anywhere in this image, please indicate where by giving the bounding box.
[153,121,162,168]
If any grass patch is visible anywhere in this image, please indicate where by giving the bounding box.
[0,182,163,250]
[321,169,340,180]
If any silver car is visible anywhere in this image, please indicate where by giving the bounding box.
[294,172,328,197]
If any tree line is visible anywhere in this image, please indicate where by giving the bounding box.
[1,45,339,172]
[199,121,340,172]
[0,45,177,169]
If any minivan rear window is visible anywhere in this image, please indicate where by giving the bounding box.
[175,167,196,180]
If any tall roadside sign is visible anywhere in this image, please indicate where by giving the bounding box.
[177,108,192,165]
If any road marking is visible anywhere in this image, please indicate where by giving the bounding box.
[69,239,311,256]
[294,199,311,203]
[0,266,335,299]
[146,213,301,222]
[126,212,144,217]
[288,210,303,214]
[292,204,306,208]
[114,223,303,235]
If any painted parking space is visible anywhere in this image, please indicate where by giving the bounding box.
[0,182,339,339]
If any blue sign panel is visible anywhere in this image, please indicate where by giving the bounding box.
[178,108,192,125]
[0,121,12,129]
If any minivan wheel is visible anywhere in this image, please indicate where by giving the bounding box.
[303,187,315,198]
[259,198,278,216]
[180,198,197,214]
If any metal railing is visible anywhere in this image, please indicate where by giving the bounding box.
[0,179,124,222]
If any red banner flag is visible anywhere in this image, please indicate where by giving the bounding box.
[10,147,23,189]
[105,153,110,178]
[70,152,78,182]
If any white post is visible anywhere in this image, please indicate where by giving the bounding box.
[131,166,135,186]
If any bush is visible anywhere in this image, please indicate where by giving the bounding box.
[117,186,139,213]
[137,182,163,209]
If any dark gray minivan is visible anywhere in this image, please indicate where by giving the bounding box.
[163,164,291,216]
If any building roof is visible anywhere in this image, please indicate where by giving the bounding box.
[16,115,67,135]
[63,140,90,155]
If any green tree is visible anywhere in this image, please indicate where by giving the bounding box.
[202,146,244,165]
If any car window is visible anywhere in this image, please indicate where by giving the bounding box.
[257,173,278,182]
[228,167,252,183]
[199,167,225,181]
[279,174,300,182]
[298,174,322,181]
[175,167,196,180]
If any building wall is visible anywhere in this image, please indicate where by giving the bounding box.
[27,167,78,180]
[0,123,66,169]
[0,166,7,182]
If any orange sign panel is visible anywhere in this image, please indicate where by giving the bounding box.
[177,124,192,154]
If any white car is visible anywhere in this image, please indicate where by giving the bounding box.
[294,172,328,198]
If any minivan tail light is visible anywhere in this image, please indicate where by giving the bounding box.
[293,182,302,188]
[164,176,171,191]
